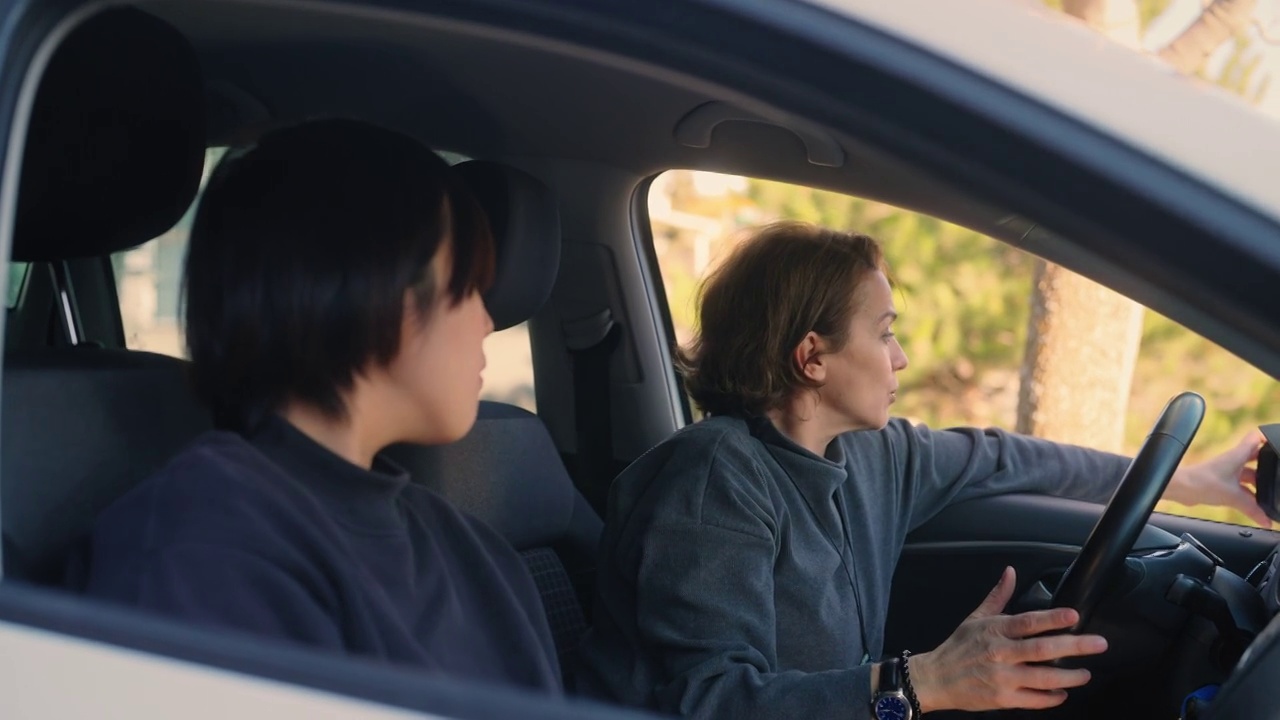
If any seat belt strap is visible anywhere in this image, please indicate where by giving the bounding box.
[564,308,621,511]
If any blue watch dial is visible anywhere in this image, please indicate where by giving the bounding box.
[874,695,909,720]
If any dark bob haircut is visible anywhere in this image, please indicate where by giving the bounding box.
[183,118,494,432]
[676,221,886,418]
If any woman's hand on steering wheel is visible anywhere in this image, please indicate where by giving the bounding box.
[907,566,1109,714]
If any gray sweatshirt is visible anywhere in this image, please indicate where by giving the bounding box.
[577,415,1129,719]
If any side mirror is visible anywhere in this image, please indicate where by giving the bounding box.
[1255,424,1280,523]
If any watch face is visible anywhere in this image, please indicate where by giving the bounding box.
[874,695,910,720]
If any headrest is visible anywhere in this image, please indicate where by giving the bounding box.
[13,7,206,261]
[454,161,560,331]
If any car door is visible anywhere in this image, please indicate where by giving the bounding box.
[887,495,1280,656]
[1,0,1279,718]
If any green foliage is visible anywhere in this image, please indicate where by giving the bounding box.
[1136,0,1175,30]
[1041,0,1173,30]
[6,262,28,308]
[1130,310,1280,460]
[663,260,702,338]
[1214,35,1270,104]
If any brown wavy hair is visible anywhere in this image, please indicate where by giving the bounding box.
[675,221,887,417]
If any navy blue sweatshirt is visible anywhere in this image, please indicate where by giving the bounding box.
[579,415,1128,718]
[84,415,561,694]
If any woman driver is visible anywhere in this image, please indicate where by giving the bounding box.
[579,220,1261,717]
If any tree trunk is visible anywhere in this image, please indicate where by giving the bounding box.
[1157,0,1258,74]
[1016,0,1145,451]
[1017,0,1260,450]
[1016,261,1144,452]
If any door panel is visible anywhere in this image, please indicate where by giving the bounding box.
[887,541,1079,655]
[1146,512,1278,576]
[0,620,429,720]
[886,494,1280,654]
[0,582,656,720]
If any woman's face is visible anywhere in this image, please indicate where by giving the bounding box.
[812,270,909,431]
[381,237,494,445]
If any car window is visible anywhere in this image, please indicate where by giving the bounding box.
[648,169,1278,527]
[6,261,28,308]
[113,147,534,412]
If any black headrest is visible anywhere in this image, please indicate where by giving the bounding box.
[385,402,600,556]
[14,7,205,261]
[455,161,560,331]
[1,349,212,583]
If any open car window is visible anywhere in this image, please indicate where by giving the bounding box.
[649,169,1280,528]
[6,261,27,308]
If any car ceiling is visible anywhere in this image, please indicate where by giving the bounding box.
[142,0,1016,240]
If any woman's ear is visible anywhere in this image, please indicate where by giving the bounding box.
[792,331,827,382]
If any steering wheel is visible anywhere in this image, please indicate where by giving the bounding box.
[1049,391,1206,630]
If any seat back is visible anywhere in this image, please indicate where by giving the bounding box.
[386,161,601,686]
[386,403,601,683]
[2,350,210,583]
[2,7,208,582]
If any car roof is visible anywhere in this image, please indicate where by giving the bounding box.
[146,0,1280,258]
[145,0,1013,238]
[808,0,1280,224]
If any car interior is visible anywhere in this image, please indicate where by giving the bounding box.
[3,0,1280,718]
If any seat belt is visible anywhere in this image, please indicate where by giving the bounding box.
[563,308,621,512]
[49,261,85,346]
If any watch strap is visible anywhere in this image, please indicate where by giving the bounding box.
[872,657,912,720]
[878,657,902,693]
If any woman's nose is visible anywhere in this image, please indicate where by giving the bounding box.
[892,340,908,371]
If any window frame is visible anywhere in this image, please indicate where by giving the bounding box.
[1,0,1278,714]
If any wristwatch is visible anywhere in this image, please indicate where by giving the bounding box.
[872,657,913,720]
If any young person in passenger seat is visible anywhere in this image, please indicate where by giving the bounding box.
[84,118,561,694]
[578,221,1266,718]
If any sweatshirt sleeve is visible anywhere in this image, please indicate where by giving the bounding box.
[630,434,872,720]
[880,419,1132,531]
